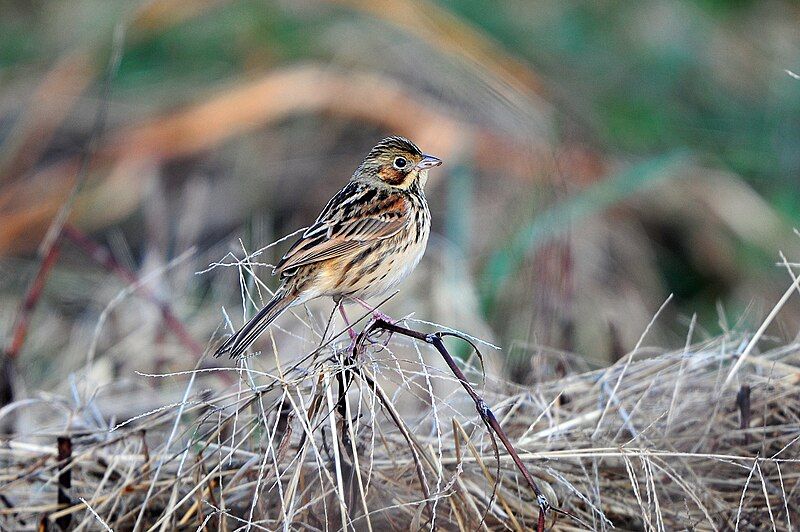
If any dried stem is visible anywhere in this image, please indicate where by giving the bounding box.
[362,319,551,531]
[56,436,73,530]
[3,241,62,362]
[737,385,751,446]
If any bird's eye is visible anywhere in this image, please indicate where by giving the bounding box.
[393,156,408,170]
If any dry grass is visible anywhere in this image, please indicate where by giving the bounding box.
[2,4,800,529]
[1,244,798,531]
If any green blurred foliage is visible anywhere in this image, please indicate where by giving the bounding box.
[442,1,800,204]
[435,0,800,341]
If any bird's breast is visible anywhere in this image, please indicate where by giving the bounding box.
[317,201,430,300]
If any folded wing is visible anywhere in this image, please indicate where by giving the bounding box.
[275,187,409,277]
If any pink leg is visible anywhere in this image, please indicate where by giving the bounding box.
[352,297,396,348]
[338,303,358,342]
[352,297,394,322]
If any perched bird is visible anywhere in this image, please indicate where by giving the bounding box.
[214,136,442,359]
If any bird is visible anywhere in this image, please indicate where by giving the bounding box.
[214,136,442,359]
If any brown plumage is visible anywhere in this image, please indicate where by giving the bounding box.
[214,136,442,359]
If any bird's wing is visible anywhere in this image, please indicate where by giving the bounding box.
[274,185,409,276]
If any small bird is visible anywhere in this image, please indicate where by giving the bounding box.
[214,136,442,359]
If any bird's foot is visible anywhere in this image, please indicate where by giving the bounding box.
[352,298,395,324]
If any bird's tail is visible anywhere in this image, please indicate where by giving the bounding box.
[214,289,298,359]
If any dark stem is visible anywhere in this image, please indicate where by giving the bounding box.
[4,241,62,362]
[357,371,434,523]
[55,436,73,530]
[608,321,625,363]
[366,319,551,531]
[737,384,751,446]
[1,241,62,410]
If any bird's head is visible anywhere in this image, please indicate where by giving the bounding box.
[354,136,442,190]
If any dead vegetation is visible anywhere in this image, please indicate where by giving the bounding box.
[1,241,798,530]
[3,2,800,530]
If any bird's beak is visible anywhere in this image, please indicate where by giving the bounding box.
[416,154,442,170]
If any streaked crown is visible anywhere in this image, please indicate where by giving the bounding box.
[355,136,441,188]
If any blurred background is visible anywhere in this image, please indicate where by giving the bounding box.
[2,0,800,396]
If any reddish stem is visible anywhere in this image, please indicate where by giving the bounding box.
[4,241,62,361]
[367,319,551,530]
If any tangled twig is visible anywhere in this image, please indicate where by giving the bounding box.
[355,318,553,531]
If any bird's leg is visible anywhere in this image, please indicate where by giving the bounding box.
[337,302,358,343]
[352,297,394,323]
[350,297,397,348]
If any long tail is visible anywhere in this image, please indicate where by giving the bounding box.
[214,289,298,359]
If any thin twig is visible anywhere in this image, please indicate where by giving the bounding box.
[56,436,73,530]
[3,242,62,361]
[363,319,552,531]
